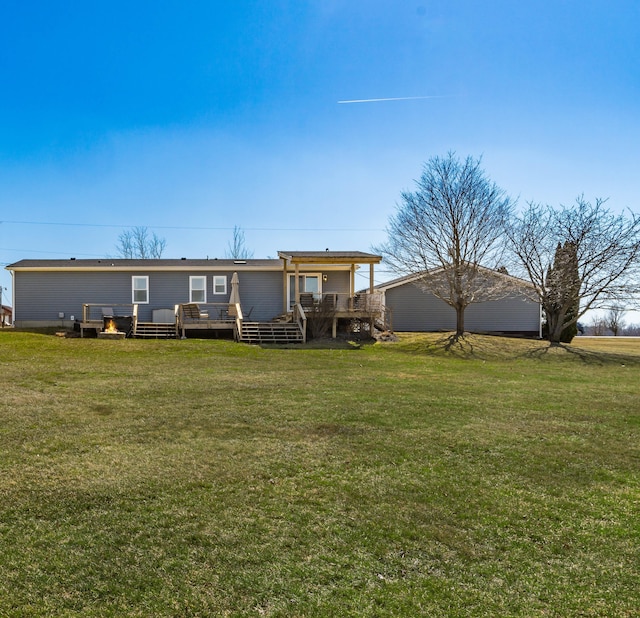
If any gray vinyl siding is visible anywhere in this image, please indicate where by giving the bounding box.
[15,271,133,322]
[386,284,454,331]
[232,271,282,321]
[323,271,350,295]
[466,296,540,333]
[385,283,540,333]
[13,267,353,325]
[232,270,350,321]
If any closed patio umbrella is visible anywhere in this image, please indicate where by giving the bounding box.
[228,272,240,316]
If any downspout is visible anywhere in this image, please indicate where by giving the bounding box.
[539,302,543,339]
[10,270,14,326]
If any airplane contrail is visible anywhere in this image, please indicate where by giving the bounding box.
[337,95,451,104]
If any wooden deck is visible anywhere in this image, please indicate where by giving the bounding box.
[293,292,391,337]
[79,303,138,338]
[177,303,238,338]
[79,303,240,339]
[79,295,390,341]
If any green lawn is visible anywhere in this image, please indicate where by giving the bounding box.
[0,331,638,617]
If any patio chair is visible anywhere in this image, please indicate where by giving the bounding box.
[321,293,337,310]
[181,303,202,321]
[299,293,315,309]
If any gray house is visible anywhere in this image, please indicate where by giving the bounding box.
[6,251,385,342]
[376,270,541,337]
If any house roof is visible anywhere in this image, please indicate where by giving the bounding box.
[6,253,381,272]
[374,266,535,292]
[6,258,282,272]
[277,251,382,264]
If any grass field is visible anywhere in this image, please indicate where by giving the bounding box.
[0,330,638,617]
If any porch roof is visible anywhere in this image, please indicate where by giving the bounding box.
[277,251,382,265]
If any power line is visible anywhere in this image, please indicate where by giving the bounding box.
[0,247,103,257]
[0,220,385,233]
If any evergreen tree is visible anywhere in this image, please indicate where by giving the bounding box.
[543,241,580,343]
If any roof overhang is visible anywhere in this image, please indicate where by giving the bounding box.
[6,262,357,274]
[5,259,280,273]
[277,251,382,265]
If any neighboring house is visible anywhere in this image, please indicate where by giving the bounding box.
[6,251,383,342]
[376,269,541,337]
[0,305,11,327]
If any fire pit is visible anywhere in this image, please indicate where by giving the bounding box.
[98,316,132,339]
[98,330,126,340]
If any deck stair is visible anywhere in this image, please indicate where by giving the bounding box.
[134,322,178,339]
[239,321,304,344]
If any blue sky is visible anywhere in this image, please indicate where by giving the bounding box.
[1,0,639,299]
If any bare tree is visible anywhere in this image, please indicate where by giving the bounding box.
[590,316,607,336]
[375,153,514,337]
[116,226,166,259]
[605,304,626,336]
[225,226,254,260]
[506,197,640,343]
[623,323,640,336]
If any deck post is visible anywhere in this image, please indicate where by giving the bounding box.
[350,264,356,298]
[370,263,375,293]
[281,256,288,313]
[132,304,138,336]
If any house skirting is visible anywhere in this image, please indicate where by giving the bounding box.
[13,319,77,329]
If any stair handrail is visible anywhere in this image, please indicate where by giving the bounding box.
[293,302,307,343]
[381,304,393,332]
[233,303,243,341]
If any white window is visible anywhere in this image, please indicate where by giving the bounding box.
[213,275,227,295]
[132,276,149,304]
[288,274,321,309]
[189,276,207,303]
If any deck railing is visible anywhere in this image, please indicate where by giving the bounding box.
[378,304,393,332]
[82,303,137,323]
[178,302,239,323]
[297,292,383,313]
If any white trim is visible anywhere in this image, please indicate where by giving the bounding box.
[7,263,356,273]
[132,275,149,304]
[212,275,227,295]
[189,275,207,303]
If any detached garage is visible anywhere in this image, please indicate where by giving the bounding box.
[377,271,541,337]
